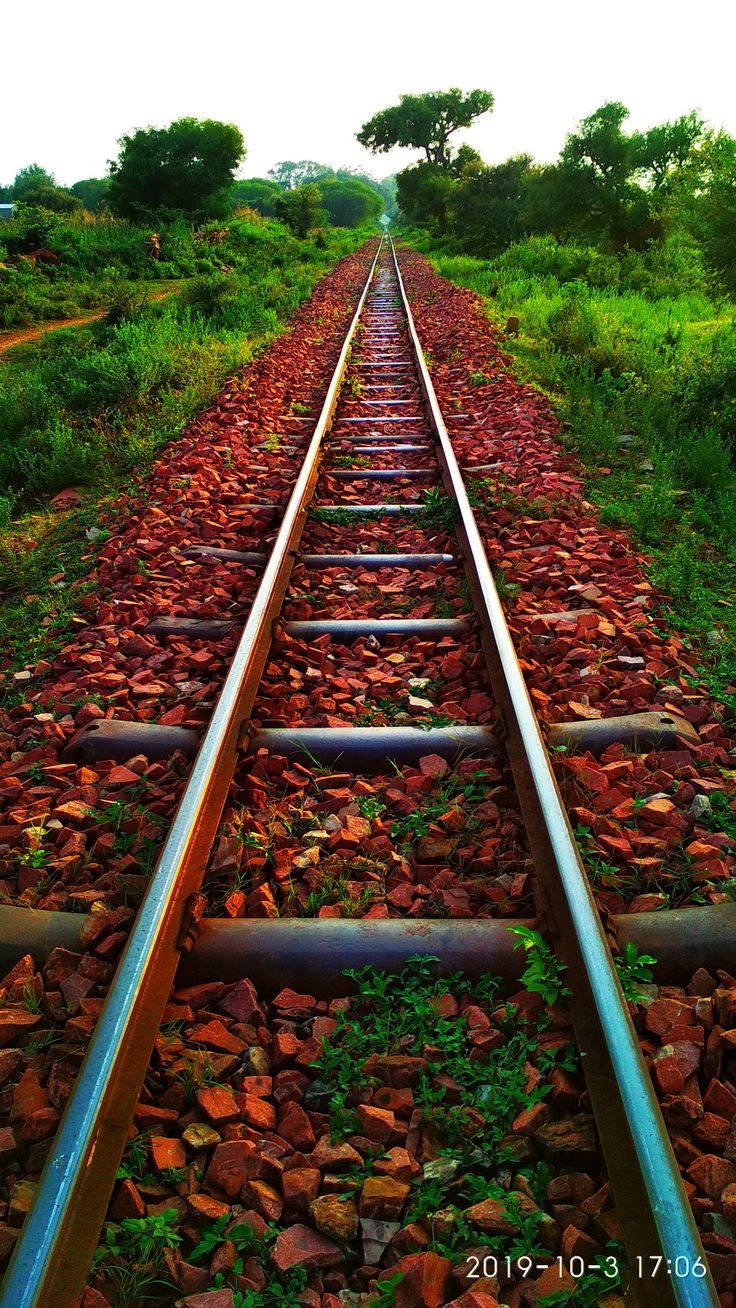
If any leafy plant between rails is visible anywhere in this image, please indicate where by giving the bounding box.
[507,925,571,1006]
[614,942,657,1003]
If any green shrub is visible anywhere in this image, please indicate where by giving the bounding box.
[418,232,736,704]
[545,281,598,355]
[0,221,364,507]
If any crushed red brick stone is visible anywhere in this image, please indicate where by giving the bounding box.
[28,969,625,1306]
[396,247,736,913]
[0,243,378,909]
[203,751,532,922]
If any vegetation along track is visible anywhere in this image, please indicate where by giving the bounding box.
[1,237,734,1306]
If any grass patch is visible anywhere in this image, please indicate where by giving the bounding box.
[0,222,365,672]
[409,233,736,705]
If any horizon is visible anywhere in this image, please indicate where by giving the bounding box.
[3,0,736,189]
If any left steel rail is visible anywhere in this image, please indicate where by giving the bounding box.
[0,239,383,1308]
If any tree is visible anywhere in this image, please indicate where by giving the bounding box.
[268,160,333,190]
[544,102,705,248]
[631,111,704,192]
[683,130,736,294]
[357,89,493,169]
[274,184,325,237]
[396,162,455,227]
[451,155,533,255]
[231,177,282,215]
[16,186,83,215]
[317,178,383,227]
[107,117,246,223]
[71,177,111,212]
[12,164,57,198]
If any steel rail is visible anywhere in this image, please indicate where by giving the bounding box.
[0,239,384,1308]
[388,234,718,1307]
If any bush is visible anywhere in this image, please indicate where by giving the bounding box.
[3,205,64,253]
[0,220,365,506]
[179,272,239,320]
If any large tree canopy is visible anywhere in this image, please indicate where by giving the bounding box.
[16,186,83,215]
[268,160,333,190]
[11,165,83,214]
[392,98,708,259]
[357,89,493,169]
[231,177,282,216]
[12,164,56,198]
[543,102,706,247]
[317,178,383,227]
[107,117,245,222]
[71,177,111,213]
[682,130,736,294]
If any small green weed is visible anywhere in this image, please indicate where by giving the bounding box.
[614,943,657,1003]
[508,926,571,1006]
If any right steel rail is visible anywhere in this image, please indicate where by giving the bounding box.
[389,235,718,1308]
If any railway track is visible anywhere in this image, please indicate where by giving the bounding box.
[0,238,724,1306]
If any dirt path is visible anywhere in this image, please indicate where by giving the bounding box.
[0,284,180,358]
[0,309,108,356]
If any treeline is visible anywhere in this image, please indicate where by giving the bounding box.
[357,90,736,295]
[1,119,395,233]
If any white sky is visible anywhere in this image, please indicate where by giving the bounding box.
[3,0,736,187]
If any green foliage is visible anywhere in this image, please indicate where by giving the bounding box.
[96,1208,181,1271]
[0,220,363,671]
[614,943,657,1003]
[93,1208,180,1305]
[389,769,487,844]
[396,163,456,230]
[541,101,705,249]
[116,1135,151,1184]
[232,177,282,216]
[268,160,333,190]
[317,178,383,228]
[17,187,82,214]
[12,164,56,199]
[70,177,111,213]
[108,117,246,222]
[689,131,736,295]
[419,487,459,530]
[508,926,571,1006]
[372,1272,405,1306]
[308,958,583,1276]
[449,154,533,255]
[421,239,736,706]
[396,97,710,260]
[190,1216,270,1262]
[274,183,325,238]
[0,220,358,502]
[702,790,736,843]
[358,89,494,169]
[2,203,63,254]
[354,795,386,822]
[310,953,560,1164]
[190,1217,308,1306]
